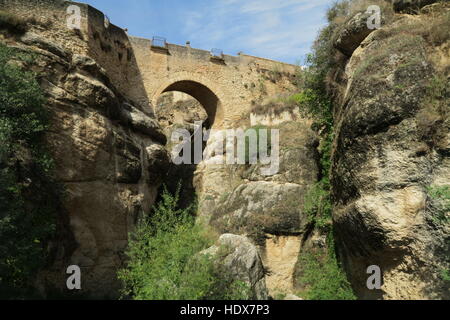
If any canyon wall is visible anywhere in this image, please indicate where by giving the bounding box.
[0,0,448,299]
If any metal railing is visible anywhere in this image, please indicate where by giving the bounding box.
[152,36,167,49]
[210,48,223,59]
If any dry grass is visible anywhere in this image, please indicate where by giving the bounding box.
[422,7,450,45]
[378,2,450,46]
[328,0,395,26]
[250,93,300,117]
[417,75,449,150]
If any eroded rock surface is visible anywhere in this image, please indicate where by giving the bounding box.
[203,234,269,300]
[330,8,450,299]
[1,20,169,298]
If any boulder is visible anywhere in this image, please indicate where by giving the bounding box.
[203,234,269,300]
[334,12,376,56]
[119,103,167,144]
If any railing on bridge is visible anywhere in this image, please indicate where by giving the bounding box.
[210,48,224,61]
[151,36,168,49]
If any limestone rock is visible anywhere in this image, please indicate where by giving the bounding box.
[3,21,170,299]
[211,181,311,237]
[262,235,302,296]
[114,131,142,184]
[194,116,319,297]
[21,32,69,59]
[146,144,170,184]
[334,12,376,57]
[119,103,167,144]
[331,13,450,300]
[203,234,269,300]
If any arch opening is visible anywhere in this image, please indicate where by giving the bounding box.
[153,80,224,211]
[158,80,222,128]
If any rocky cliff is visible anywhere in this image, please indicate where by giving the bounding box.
[329,1,450,299]
[0,0,448,300]
[0,0,169,298]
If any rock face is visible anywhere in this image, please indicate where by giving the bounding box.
[2,0,448,301]
[196,118,319,296]
[334,11,377,57]
[203,234,268,300]
[330,5,450,299]
[0,4,170,298]
[39,51,168,298]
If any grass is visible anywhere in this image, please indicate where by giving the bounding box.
[441,269,450,282]
[250,94,300,117]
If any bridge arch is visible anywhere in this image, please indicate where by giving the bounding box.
[151,73,225,128]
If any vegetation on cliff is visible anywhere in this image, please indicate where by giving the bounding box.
[119,185,251,300]
[292,1,361,300]
[296,0,449,299]
[0,44,60,299]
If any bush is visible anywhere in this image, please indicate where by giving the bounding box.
[426,185,450,224]
[0,44,59,299]
[441,269,450,282]
[304,181,332,232]
[0,10,28,34]
[118,185,251,300]
[296,247,356,300]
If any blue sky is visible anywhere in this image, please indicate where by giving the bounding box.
[77,0,335,65]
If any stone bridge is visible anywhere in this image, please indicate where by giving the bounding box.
[129,37,299,128]
[2,0,298,128]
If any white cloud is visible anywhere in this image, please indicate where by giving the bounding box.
[180,0,334,63]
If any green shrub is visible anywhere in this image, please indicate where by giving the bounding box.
[426,185,450,224]
[296,248,356,300]
[0,44,59,299]
[304,181,332,232]
[118,185,251,300]
[441,269,450,282]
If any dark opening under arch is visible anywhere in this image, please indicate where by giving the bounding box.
[161,80,221,128]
